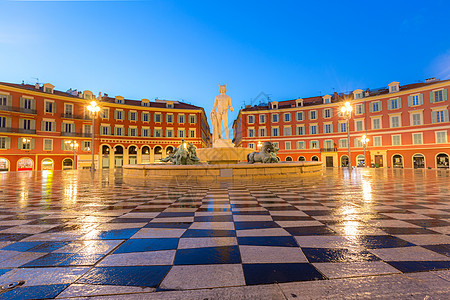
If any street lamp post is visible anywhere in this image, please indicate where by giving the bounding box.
[87,100,100,171]
[361,135,369,167]
[340,102,353,170]
[65,140,79,170]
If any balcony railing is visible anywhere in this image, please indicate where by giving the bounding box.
[61,132,92,137]
[0,105,37,114]
[320,147,338,152]
[61,113,91,120]
[0,127,37,134]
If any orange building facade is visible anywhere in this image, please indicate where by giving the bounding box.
[0,81,211,172]
[233,79,449,169]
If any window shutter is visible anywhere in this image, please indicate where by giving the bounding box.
[444,89,448,101]
[31,120,35,130]
[41,121,45,131]
[194,115,197,123]
[379,101,383,111]
[419,94,423,105]
[6,117,11,128]
[128,111,131,120]
[431,111,436,124]
[387,100,392,110]
[31,99,36,110]
[323,124,326,133]
[408,96,412,106]
[114,110,118,120]
[30,139,35,150]
[445,109,449,122]
[19,118,23,129]
[18,138,23,149]
[361,104,365,113]
[398,98,402,108]
[330,123,333,132]
[108,126,111,135]
[6,95,12,107]
[430,91,435,103]
[141,128,144,136]
[141,112,144,121]
[128,128,131,136]
[369,103,373,113]
[52,102,57,113]
[61,123,65,132]
[322,109,326,118]
[52,122,56,132]
[329,108,333,116]
[61,140,65,150]
[20,97,24,108]
[5,137,10,149]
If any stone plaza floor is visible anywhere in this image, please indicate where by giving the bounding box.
[0,168,449,299]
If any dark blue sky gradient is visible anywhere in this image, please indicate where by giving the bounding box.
[1,0,449,129]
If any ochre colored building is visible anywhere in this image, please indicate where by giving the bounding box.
[233,78,449,169]
[0,81,211,171]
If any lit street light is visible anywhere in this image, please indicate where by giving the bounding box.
[340,101,353,170]
[361,135,369,167]
[87,100,100,171]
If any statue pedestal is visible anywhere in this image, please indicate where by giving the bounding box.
[197,146,253,164]
[212,139,234,148]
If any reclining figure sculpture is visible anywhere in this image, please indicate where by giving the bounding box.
[247,141,279,164]
[160,139,200,165]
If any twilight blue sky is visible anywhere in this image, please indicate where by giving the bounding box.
[1,0,449,131]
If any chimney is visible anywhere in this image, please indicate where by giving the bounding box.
[35,83,40,90]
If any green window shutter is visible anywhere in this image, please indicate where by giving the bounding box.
[6,117,11,128]
[5,137,10,149]
[141,112,144,121]
[431,111,436,124]
[18,138,23,149]
[52,122,56,132]
[19,118,23,128]
[445,109,449,122]
[387,100,392,110]
[430,91,435,103]
[128,111,131,120]
[30,139,35,150]
[31,99,36,110]
[330,123,333,132]
[108,127,111,135]
[114,110,118,120]
[141,128,144,136]
[419,94,423,105]
[329,108,333,116]
[61,123,64,132]
[398,97,402,108]
[61,140,65,150]
[322,109,326,118]
[408,95,412,106]
[128,128,131,136]
[41,121,45,131]
[6,95,12,107]
[323,124,326,132]
[369,103,373,113]
[444,89,448,101]
[53,102,57,113]
[379,101,383,111]
[20,97,24,108]
[31,120,35,130]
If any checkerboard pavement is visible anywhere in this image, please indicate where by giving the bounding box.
[0,168,449,298]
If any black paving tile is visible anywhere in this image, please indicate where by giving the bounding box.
[114,238,179,254]
[174,246,241,265]
[243,263,326,285]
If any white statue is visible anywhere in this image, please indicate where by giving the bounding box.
[211,83,234,147]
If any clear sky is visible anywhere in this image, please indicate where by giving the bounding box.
[1,0,449,132]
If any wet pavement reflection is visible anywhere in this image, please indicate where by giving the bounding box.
[0,168,449,297]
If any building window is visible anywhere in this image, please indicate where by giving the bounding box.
[283,127,292,136]
[248,129,255,137]
[248,143,255,149]
[0,95,7,106]
[339,122,347,133]
[155,114,162,123]
[309,110,317,120]
[371,101,382,112]
[431,90,446,103]
[82,141,91,151]
[297,126,304,135]
[296,111,304,121]
[412,113,422,126]
[129,128,137,137]
[372,118,381,130]
[272,127,279,136]
[260,115,266,123]
[142,128,150,137]
[310,141,319,149]
[21,138,32,150]
[355,120,363,131]
[338,139,348,148]
[0,116,6,128]
[248,115,254,124]
[354,138,363,148]
[392,135,401,146]
[189,115,196,124]
[115,127,123,136]
[167,114,174,123]
[355,104,365,115]
[189,130,195,138]
[101,126,110,135]
[43,139,53,151]
[284,113,291,122]
[0,137,8,149]
[432,110,449,123]
[166,129,174,137]
[436,131,447,144]
[309,125,318,135]
[413,133,423,145]
[45,101,55,113]
[142,112,150,122]
[178,115,185,124]
[23,98,33,110]
[155,129,162,137]
[324,123,333,133]
[373,136,382,146]
[390,116,400,128]
[272,114,278,122]
[285,142,291,150]
[63,122,73,133]
[178,129,185,138]
[388,98,401,110]
[115,110,124,120]
[43,121,54,132]
[296,141,305,149]
[22,119,31,130]
[129,112,137,121]
[101,108,109,119]
[259,128,266,137]
[323,108,332,118]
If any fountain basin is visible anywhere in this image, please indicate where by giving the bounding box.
[123,161,322,182]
